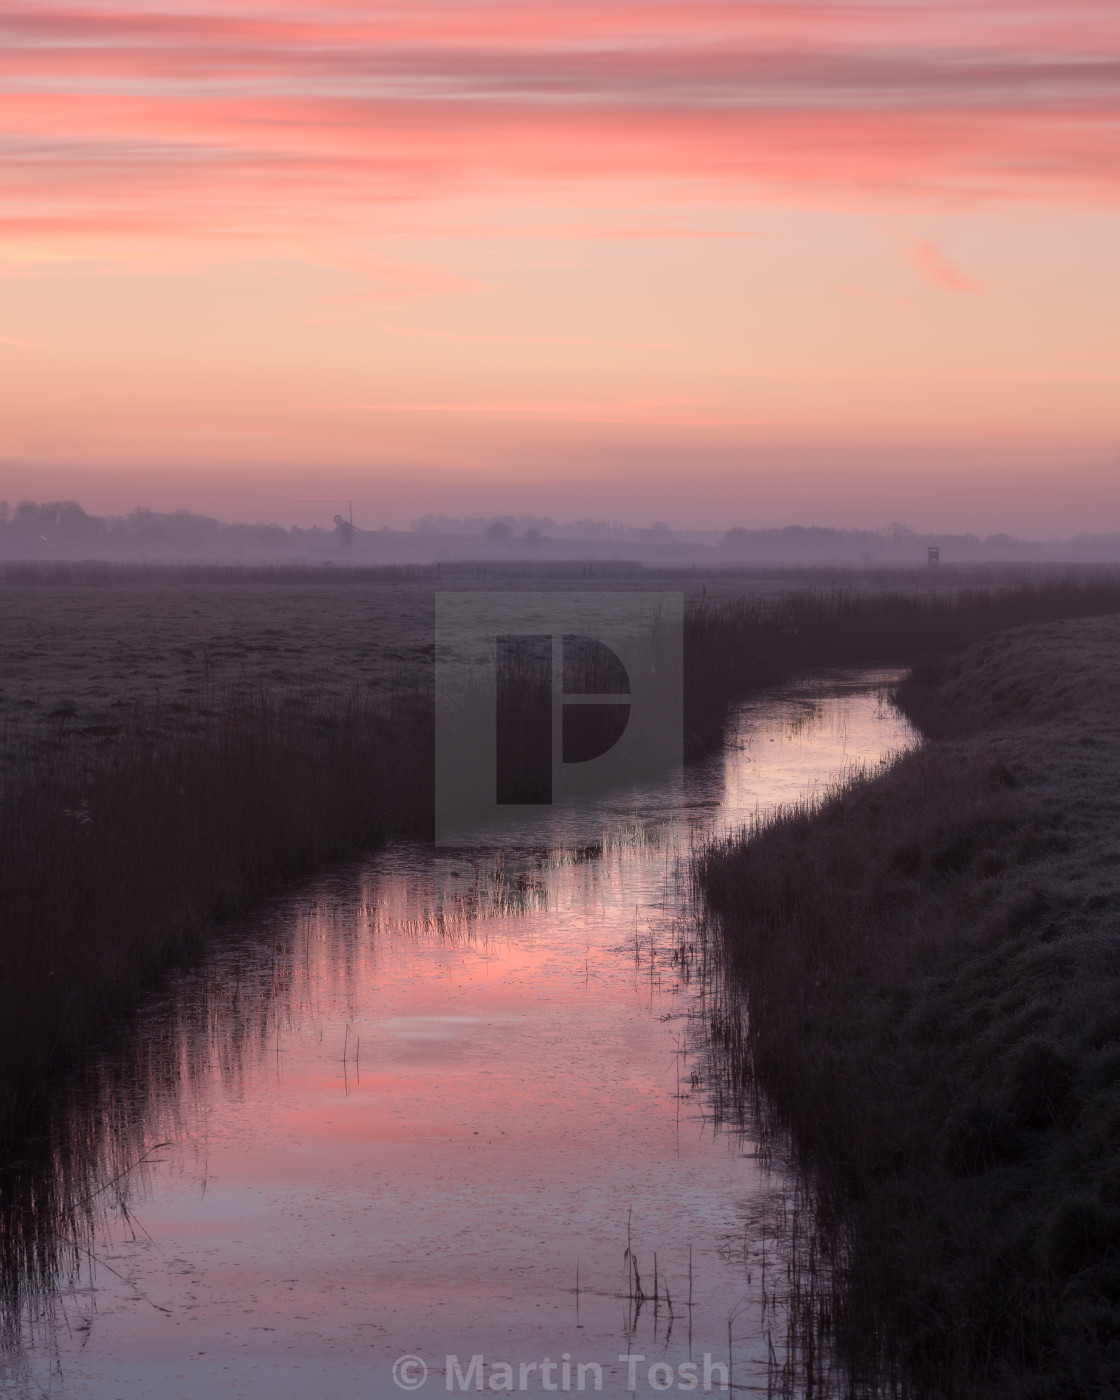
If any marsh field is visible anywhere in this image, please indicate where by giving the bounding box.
[0,560,997,744]
[0,570,434,761]
[4,559,1120,1398]
[2,559,1112,769]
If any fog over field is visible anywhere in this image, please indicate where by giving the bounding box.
[7,499,1120,565]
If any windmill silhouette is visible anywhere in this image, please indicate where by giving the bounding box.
[333,503,355,555]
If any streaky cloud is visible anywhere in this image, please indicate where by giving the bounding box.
[2,0,1120,250]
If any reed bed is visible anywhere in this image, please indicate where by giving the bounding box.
[682,570,1120,753]
[0,681,431,1144]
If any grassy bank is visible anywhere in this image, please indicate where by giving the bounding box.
[700,614,1120,1397]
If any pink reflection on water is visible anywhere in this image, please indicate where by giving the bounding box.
[7,673,916,1400]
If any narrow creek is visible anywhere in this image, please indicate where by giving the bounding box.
[4,671,917,1400]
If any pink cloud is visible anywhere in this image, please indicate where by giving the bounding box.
[906,236,980,291]
[1,1,1119,253]
[267,396,702,425]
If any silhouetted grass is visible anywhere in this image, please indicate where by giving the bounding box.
[699,614,1120,1397]
[683,570,1120,753]
[0,682,431,1143]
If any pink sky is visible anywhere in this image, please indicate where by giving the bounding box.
[2,1,1119,532]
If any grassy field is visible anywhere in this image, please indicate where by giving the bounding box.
[0,576,433,768]
[2,559,1111,763]
[700,615,1120,1398]
[0,561,945,728]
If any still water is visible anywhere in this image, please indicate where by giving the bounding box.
[4,673,917,1400]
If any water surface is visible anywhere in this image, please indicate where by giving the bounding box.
[3,672,917,1399]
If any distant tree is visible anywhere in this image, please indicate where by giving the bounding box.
[484,521,513,542]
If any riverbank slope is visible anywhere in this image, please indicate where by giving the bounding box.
[701,614,1120,1398]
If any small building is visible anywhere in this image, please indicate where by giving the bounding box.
[927,545,940,565]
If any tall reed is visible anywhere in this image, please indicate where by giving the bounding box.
[683,571,1120,752]
[0,681,431,1141]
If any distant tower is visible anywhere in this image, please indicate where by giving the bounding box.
[927,545,940,566]
[333,503,355,555]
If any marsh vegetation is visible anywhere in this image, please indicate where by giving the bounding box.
[5,563,1120,1143]
[4,562,1120,1394]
